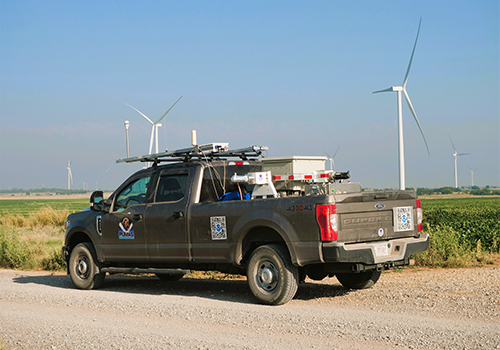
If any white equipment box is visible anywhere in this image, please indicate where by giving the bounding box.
[261,156,327,192]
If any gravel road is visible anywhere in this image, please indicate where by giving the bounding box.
[0,267,498,350]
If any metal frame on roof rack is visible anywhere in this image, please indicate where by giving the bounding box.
[116,143,268,165]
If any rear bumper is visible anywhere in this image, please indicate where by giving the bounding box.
[322,233,429,265]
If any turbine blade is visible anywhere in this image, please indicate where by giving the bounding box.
[403,18,422,88]
[448,135,457,152]
[126,103,154,125]
[403,89,430,156]
[457,153,470,156]
[323,151,332,159]
[155,96,183,124]
[332,145,340,159]
[373,87,395,94]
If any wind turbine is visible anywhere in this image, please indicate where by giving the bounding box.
[373,18,430,190]
[126,96,183,156]
[468,165,479,187]
[323,145,340,171]
[67,161,73,190]
[448,135,470,188]
[449,135,470,188]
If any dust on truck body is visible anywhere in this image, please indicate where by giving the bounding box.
[62,142,429,305]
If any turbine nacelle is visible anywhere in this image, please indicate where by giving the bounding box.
[373,86,403,93]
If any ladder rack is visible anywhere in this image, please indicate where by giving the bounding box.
[116,143,268,164]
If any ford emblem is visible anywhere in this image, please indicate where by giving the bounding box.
[375,203,385,210]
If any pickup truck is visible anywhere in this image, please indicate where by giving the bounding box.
[62,144,429,305]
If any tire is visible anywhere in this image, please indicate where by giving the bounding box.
[155,273,185,282]
[336,270,381,289]
[247,244,299,305]
[68,243,106,290]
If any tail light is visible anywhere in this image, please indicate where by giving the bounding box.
[416,199,423,232]
[316,204,338,241]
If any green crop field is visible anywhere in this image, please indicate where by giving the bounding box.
[421,197,500,252]
[0,198,89,216]
[0,195,498,271]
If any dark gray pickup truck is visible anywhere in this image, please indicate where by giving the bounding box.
[62,145,428,305]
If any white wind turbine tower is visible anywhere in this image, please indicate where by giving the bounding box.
[468,165,479,187]
[67,161,73,190]
[449,135,470,188]
[126,96,183,156]
[373,18,430,190]
[323,145,340,171]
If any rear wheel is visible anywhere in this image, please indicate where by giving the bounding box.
[336,270,381,289]
[247,244,299,305]
[155,273,185,282]
[69,243,105,290]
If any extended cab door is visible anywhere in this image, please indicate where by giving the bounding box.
[100,174,152,263]
[145,169,190,262]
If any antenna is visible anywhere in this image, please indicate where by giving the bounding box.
[124,120,130,158]
[373,18,430,190]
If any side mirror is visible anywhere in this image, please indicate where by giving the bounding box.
[90,191,104,211]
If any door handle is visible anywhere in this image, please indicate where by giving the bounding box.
[172,211,184,219]
[133,214,143,222]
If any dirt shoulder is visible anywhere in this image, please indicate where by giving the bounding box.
[0,266,498,349]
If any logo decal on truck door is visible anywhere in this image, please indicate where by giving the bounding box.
[118,217,135,239]
[210,216,227,240]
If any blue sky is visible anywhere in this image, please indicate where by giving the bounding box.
[1,1,498,190]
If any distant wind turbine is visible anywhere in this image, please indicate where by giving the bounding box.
[373,18,430,190]
[468,165,479,187]
[449,135,470,188]
[126,96,183,155]
[323,145,340,171]
[67,161,73,190]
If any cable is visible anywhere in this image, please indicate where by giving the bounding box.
[200,149,221,200]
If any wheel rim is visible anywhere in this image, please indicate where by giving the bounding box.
[76,255,90,279]
[256,261,279,292]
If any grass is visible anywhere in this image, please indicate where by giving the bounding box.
[0,196,498,272]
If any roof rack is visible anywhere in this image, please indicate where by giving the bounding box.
[116,143,268,164]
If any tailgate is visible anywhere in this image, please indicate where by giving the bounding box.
[335,191,419,244]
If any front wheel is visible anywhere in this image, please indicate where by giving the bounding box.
[336,270,381,289]
[247,244,299,305]
[69,243,105,290]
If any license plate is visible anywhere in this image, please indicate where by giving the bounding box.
[394,206,413,232]
[374,243,389,257]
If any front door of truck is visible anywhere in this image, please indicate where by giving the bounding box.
[145,170,190,262]
[101,175,151,263]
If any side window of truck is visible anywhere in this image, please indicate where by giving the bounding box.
[114,176,151,211]
[199,167,224,203]
[155,173,189,203]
